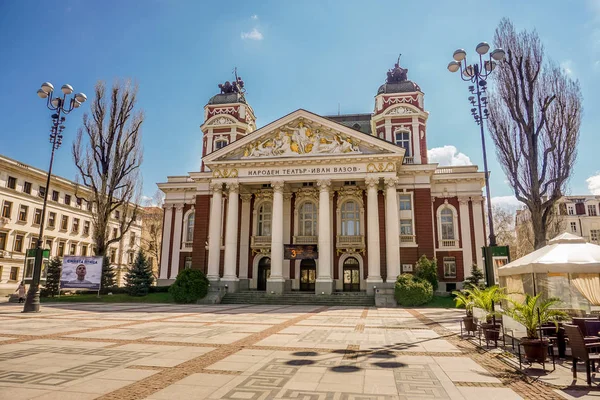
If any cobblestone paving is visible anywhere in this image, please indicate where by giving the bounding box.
[0,302,588,399]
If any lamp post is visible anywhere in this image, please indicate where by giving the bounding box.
[447,43,505,247]
[22,82,86,313]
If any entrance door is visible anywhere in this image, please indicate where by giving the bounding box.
[257,257,271,291]
[299,259,316,292]
[343,257,360,292]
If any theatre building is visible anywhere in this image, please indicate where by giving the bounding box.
[157,61,487,295]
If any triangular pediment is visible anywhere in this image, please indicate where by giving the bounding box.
[204,109,405,164]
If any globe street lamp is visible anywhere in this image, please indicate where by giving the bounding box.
[23,82,86,313]
[447,42,505,247]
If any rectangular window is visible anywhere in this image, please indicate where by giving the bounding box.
[443,257,457,278]
[0,232,6,250]
[58,242,65,257]
[184,256,192,270]
[400,219,413,235]
[29,237,38,249]
[48,212,56,228]
[18,205,28,222]
[69,243,76,255]
[115,210,120,220]
[1,201,12,219]
[571,222,577,233]
[39,186,46,198]
[7,176,16,189]
[110,248,116,263]
[45,239,53,254]
[14,235,23,253]
[568,206,574,215]
[61,215,69,231]
[112,228,118,239]
[394,130,411,156]
[23,181,32,194]
[129,232,135,247]
[592,230,599,243]
[52,190,59,202]
[83,220,90,235]
[87,200,92,211]
[33,208,42,225]
[588,205,597,216]
[399,194,412,211]
[76,197,82,207]
[64,194,71,206]
[9,267,19,281]
[128,251,134,264]
[81,245,88,256]
[72,218,80,233]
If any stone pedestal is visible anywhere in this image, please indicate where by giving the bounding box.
[315,279,334,295]
[266,279,285,294]
[220,278,239,294]
[238,279,250,291]
[366,278,383,295]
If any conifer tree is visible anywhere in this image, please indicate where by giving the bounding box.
[43,257,62,297]
[463,264,485,290]
[101,255,117,293]
[124,250,154,296]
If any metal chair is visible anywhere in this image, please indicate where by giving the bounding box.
[564,324,600,385]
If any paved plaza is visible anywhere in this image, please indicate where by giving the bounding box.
[0,303,595,399]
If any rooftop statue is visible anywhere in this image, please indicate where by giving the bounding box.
[386,54,408,83]
[218,76,245,94]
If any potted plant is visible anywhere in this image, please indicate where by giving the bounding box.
[502,293,568,363]
[467,286,504,341]
[452,290,477,333]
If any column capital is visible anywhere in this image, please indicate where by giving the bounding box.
[458,196,470,206]
[471,195,484,204]
[384,177,398,188]
[283,192,293,201]
[317,179,332,192]
[226,182,239,193]
[210,182,223,194]
[240,193,253,202]
[364,177,380,189]
[175,204,185,212]
[164,203,174,211]
[271,180,285,193]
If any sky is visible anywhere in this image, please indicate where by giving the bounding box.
[1,0,599,213]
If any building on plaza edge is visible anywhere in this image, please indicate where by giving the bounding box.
[157,60,488,294]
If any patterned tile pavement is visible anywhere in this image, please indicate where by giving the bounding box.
[0,302,593,399]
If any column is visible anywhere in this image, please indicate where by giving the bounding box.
[459,197,474,277]
[238,194,252,290]
[385,177,400,282]
[207,182,223,281]
[412,119,421,164]
[159,204,173,280]
[471,196,486,270]
[316,179,333,294]
[283,193,292,280]
[385,120,392,142]
[170,204,184,279]
[267,180,285,294]
[222,182,240,292]
[365,177,382,293]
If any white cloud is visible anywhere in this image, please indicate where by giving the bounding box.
[241,28,263,41]
[587,172,600,194]
[491,195,523,214]
[251,14,258,20]
[428,145,472,166]
[561,60,573,75]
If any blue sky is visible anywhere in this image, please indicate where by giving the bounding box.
[1,0,599,211]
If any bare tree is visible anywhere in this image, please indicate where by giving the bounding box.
[488,18,582,250]
[491,205,516,249]
[73,80,144,257]
[141,190,164,278]
[515,205,565,258]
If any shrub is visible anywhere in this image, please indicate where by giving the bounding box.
[169,269,209,304]
[414,255,438,291]
[394,273,433,306]
[463,264,485,290]
[124,250,155,296]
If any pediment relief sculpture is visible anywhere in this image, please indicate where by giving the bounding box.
[242,121,361,159]
[385,106,416,116]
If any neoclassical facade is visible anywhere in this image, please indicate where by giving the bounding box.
[158,62,487,294]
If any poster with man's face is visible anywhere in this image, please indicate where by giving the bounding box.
[60,256,102,290]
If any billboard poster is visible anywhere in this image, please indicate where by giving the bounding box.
[60,256,103,290]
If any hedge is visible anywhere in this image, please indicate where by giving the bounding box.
[394,273,433,306]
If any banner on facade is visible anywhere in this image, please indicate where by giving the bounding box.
[60,256,103,290]
[284,245,318,260]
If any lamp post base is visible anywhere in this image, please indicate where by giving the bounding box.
[22,284,41,313]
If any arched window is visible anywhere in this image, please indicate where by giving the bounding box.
[257,203,272,236]
[214,139,228,150]
[395,130,411,156]
[341,200,360,236]
[299,202,317,236]
[186,213,194,242]
[440,208,455,240]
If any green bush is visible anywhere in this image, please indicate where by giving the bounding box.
[414,255,438,291]
[394,273,433,306]
[169,269,209,304]
[149,285,171,293]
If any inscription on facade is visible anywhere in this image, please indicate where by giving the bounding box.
[244,165,363,177]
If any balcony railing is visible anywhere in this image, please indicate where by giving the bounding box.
[403,156,414,165]
[182,241,193,250]
[336,235,365,248]
[440,239,457,248]
[251,235,272,247]
[294,236,318,245]
[400,234,416,244]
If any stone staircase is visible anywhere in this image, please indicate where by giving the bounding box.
[220,291,375,306]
